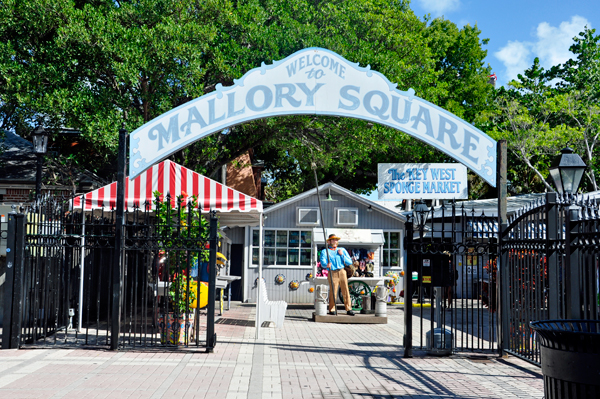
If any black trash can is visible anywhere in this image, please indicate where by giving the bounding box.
[530,320,600,399]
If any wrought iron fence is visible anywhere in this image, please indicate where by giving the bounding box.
[2,193,216,350]
[404,201,499,356]
[501,192,600,364]
[119,194,211,348]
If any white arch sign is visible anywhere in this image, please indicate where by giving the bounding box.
[129,48,497,186]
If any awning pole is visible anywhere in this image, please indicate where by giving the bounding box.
[78,214,85,332]
[312,165,337,316]
[255,212,264,339]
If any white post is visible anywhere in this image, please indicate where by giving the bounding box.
[78,209,86,332]
[255,212,264,339]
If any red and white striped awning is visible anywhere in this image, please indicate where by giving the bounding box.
[72,160,262,213]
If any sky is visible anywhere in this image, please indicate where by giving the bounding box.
[362,0,598,202]
[410,0,599,87]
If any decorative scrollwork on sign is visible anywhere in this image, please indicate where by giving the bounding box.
[275,274,286,285]
[289,280,299,290]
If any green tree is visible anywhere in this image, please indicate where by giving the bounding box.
[0,0,225,176]
[0,0,495,199]
[424,19,494,121]
[485,60,562,193]
[550,27,600,191]
[488,28,600,195]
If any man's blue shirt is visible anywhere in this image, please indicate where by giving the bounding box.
[319,247,352,271]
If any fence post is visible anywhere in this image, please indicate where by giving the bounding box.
[110,127,128,350]
[497,140,507,356]
[2,209,26,349]
[206,210,218,352]
[499,223,509,356]
[403,221,413,358]
[546,192,559,319]
[565,206,582,319]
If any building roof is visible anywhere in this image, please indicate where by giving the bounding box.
[0,131,37,182]
[264,182,407,223]
[402,191,600,222]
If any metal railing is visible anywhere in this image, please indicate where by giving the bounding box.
[2,194,218,350]
[501,192,600,364]
[404,201,499,356]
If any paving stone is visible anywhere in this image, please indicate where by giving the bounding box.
[0,302,544,398]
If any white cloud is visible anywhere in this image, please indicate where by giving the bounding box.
[417,0,460,16]
[494,16,591,85]
[534,16,589,67]
[495,41,531,82]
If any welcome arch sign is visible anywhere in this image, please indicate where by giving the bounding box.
[129,47,496,186]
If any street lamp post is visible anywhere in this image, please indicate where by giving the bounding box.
[31,126,49,199]
[404,201,430,359]
[413,200,431,233]
[548,147,587,196]
[549,147,587,320]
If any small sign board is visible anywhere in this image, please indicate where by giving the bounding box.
[423,259,430,267]
[422,276,432,284]
[378,163,468,199]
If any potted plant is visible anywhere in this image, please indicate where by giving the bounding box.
[159,273,197,344]
[154,191,209,345]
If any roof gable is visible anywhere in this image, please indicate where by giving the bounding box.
[265,182,406,222]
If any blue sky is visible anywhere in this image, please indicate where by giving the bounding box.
[410,0,598,87]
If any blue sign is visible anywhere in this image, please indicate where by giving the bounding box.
[129,48,497,186]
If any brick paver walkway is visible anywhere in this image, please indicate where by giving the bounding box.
[0,303,544,399]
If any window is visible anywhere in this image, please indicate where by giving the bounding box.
[381,231,403,267]
[297,207,320,226]
[252,229,313,266]
[335,208,358,226]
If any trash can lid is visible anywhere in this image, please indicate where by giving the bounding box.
[530,320,600,351]
[530,320,600,335]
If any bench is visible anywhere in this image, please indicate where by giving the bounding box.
[257,278,287,329]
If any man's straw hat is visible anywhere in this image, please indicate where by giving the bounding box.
[327,234,341,241]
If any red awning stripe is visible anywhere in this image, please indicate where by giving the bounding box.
[214,179,221,210]
[227,188,233,211]
[97,186,105,209]
[203,175,211,211]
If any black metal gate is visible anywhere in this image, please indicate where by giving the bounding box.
[2,193,218,350]
[501,192,600,364]
[404,202,499,356]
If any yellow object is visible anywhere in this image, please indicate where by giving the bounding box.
[187,281,208,309]
[220,288,224,314]
[389,302,432,307]
[216,252,227,266]
[422,276,431,284]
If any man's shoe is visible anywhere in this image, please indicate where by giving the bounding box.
[347,310,355,316]
[328,311,336,315]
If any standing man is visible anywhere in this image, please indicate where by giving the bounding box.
[320,234,355,316]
